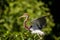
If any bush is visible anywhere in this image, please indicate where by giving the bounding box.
[0,0,55,40]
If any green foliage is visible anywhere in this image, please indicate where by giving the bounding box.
[0,0,55,40]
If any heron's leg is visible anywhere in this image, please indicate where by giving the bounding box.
[34,34,37,40]
[37,34,43,40]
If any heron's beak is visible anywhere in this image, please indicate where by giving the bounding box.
[19,15,25,18]
[19,16,23,18]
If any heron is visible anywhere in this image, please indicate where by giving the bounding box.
[19,13,47,36]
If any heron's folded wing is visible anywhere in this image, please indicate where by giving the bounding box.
[31,16,47,29]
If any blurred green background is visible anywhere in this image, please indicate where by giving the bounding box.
[0,0,60,40]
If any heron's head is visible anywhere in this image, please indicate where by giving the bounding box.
[19,13,29,18]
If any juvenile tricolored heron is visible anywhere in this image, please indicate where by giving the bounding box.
[19,13,47,36]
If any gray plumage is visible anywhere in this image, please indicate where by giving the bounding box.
[30,16,46,29]
[30,16,47,35]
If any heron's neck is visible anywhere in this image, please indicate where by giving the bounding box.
[24,16,29,30]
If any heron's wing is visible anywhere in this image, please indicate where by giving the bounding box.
[31,16,46,29]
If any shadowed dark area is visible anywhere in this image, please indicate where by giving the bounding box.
[44,34,55,40]
[12,20,20,32]
[0,0,9,19]
[41,0,60,40]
